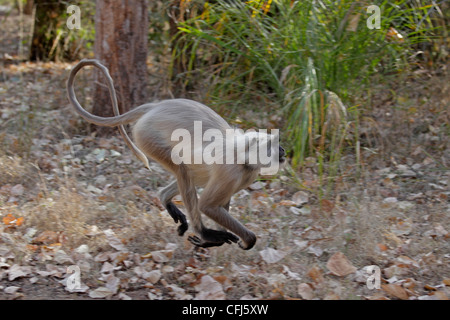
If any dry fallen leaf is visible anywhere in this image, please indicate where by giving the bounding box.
[292,191,309,206]
[381,284,408,300]
[320,199,335,213]
[248,181,265,190]
[324,292,340,300]
[365,294,390,300]
[2,213,24,227]
[307,265,325,284]
[279,200,297,206]
[8,264,32,281]
[166,284,191,299]
[283,265,301,280]
[118,293,132,300]
[213,275,229,284]
[89,286,114,299]
[146,270,162,284]
[104,229,127,251]
[15,217,24,226]
[434,224,448,237]
[307,245,323,257]
[195,275,226,300]
[326,252,357,276]
[424,284,437,291]
[259,248,287,264]
[4,286,20,294]
[297,283,314,300]
[151,250,172,263]
[2,214,15,225]
[267,273,287,287]
[33,230,59,244]
[390,218,413,236]
[432,291,449,300]
[396,255,419,268]
[100,261,117,274]
[104,274,120,294]
[10,184,24,196]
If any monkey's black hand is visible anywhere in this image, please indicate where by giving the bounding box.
[166,202,189,236]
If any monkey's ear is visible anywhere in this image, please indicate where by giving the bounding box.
[268,133,279,143]
[243,132,257,150]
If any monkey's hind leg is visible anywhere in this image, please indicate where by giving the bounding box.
[165,202,188,236]
[160,181,188,236]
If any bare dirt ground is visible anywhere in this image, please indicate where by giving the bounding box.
[0,11,449,300]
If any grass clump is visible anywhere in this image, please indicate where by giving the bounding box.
[172,0,445,195]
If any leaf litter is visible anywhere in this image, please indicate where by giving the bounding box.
[0,40,449,300]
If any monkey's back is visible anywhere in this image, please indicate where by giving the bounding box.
[134,99,230,138]
[132,99,232,179]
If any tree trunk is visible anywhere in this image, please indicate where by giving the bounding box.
[24,0,34,15]
[92,0,148,135]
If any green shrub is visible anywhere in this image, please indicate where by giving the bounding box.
[172,0,443,192]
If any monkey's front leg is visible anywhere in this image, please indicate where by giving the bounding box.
[187,201,239,248]
[198,205,256,250]
[199,179,257,250]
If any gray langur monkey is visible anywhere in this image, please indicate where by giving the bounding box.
[66,59,285,250]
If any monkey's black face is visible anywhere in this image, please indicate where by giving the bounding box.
[279,146,286,163]
[265,138,286,165]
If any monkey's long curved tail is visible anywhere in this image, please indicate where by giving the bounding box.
[66,59,150,170]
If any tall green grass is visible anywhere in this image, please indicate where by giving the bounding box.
[172,0,442,194]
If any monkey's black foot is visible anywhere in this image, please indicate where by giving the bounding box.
[166,202,189,236]
[188,235,226,248]
[177,221,189,236]
[188,229,239,248]
[202,228,239,244]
